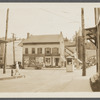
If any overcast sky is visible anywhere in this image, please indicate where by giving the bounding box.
[0,3,99,39]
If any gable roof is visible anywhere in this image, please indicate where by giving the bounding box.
[19,34,63,47]
[23,34,61,43]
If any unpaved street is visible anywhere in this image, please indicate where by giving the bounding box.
[0,66,96,92]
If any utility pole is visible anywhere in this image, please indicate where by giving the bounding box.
[3,8,9,74]
[12,33,15,65]
[94,8,98,73]
[81,8,86,76]
[75,31,78,58]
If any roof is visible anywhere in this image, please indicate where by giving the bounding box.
[65,47,76,54]
[64,40,76,47]
[65,46,76,59]
[23,34,61,43]
[19,34,63,46]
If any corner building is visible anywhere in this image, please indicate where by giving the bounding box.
[21,33,65,68]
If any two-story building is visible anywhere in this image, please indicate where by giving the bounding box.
[20,33,65,68]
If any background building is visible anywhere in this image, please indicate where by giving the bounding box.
[6,40,22,65]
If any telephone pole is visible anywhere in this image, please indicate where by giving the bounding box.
[3,8,9,74]
[12,33,15,65]
[75,31,78,58]
[81,8,86,76]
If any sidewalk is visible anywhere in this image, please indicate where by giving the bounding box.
[0,69,25,80]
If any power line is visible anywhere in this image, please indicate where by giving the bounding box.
[40,8,80,24]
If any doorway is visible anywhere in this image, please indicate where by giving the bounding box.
[55,58,59,66]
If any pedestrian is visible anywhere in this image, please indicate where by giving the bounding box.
[43,62,45,68]
[15,61,20,75]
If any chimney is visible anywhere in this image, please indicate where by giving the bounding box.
[60,31,62,35]
[27,33,30,39]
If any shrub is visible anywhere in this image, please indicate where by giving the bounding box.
[90,73,100,91]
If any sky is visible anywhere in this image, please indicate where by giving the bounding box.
[0,3,99,39]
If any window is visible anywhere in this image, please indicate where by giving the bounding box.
[67,58,72,65]
[46,58,50,63]
[25,48,28,54]
[32,48,35,54]
[52,47,59,55]
[0,57,2,63]
[37,48,42,54]
[45,48,51,55]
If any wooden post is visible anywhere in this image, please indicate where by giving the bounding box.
[12,33,15,65]
[81,8,86,76]
[3,8,9,74]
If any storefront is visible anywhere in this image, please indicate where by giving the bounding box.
[23,55,63,68]
[23,55,44,68]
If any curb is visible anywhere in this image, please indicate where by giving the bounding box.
[0,75,25,80]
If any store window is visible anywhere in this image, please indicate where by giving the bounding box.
[37,48,42,54]
[32,48,35,54]
[45,48,51,55]
[52,47,59,55]
[25,48,28,54]
[46,58,50,63]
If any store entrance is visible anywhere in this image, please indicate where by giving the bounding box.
[55,58,59,66]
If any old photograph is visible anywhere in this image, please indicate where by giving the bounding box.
[0,3,100,97]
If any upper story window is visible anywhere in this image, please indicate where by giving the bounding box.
[32,48,35,54]
[37,48,42,54]
[45,48,51,55]
[25,48,28,54]
[52,47,59,55]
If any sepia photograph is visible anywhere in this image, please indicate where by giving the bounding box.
[0,3,100,98]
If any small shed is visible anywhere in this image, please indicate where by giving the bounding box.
[66,55,74,72]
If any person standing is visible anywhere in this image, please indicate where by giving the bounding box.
[15,61,20,75]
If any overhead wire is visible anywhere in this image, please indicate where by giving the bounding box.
[40,8,80,24]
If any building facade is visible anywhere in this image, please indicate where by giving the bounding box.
[21,33,65,68]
